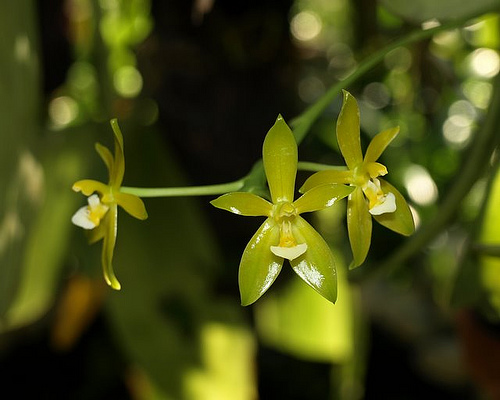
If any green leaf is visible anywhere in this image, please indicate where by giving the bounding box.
[262,115,298,203]
[337,90,363,170]
[210,192,272,216]
[255,260,354,362]
[347,187,372,268]
[290,216,337,303]
[364,127,399,164]
[239,218,283,306]
[294,184,354,214]
[0,0,41,318]
[373,179,415,236]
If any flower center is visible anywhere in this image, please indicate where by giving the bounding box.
[270,202,307,260]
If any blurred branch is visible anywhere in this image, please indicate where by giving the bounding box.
[369,70,500,279]
[290,7,498,145]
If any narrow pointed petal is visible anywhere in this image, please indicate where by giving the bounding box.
[347,187,372,268]
[95,143,114,182]
[114,191,148,220]
[337,90,363,169]
[88,222,106,244]
[373,179,415,236]
[72,179,109,197]
[263,115,297,203]
[300,170,353,193]
[110,119,125,188]
[364,127,400,163]
[102,204,121,290]
[239,218,283,306]
[289,216,337,303]
[210,192,272,216]
[294,184,354,214]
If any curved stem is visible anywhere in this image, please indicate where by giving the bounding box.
[291,9,495,145]
[121,179,244,198]
[369,71,500,279]
[298,162,347,172]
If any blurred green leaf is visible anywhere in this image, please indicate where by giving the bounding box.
[0,0,41,317]
[478,164,500,315]
[254,261,354,363]
[381,0,499,23]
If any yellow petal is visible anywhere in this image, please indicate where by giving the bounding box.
[294,183,354,214]
[95,143,114,182]
[72,179,109,197]
[364,126,399,163]
[102,204,121,290]
[347,187,372,268]
[337,90,363,169]
[300,170,353,193]
[239,218,283,306]
[373,179,415,236]
[210,192,272,216]
[110,119,126,188]
[263,115,297,203]
[289,216,337,303]
[114,191,148,220]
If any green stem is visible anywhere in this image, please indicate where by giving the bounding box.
[291,9,495,144]
[369,70,500,279]
[121,179,244,198]
[298,162,347,172]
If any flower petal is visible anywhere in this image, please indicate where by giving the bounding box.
[364,126,399,164]
[88,222,106,244]
[289,216,337,303]
[110,119,125,188]
[72,179,109,197]
[263,115,297,203]
[300,170,353,193]
[337,90,363,169]
[270,243,307,260]
[210,192,272,216]
[71,205,96,229]
[239,218,283,306]
[114,191,148,220]
[294,183,354,214]
[95,142,114,182]
[373,179,415,236]
[102,204,121,290]
[347,187,372,268]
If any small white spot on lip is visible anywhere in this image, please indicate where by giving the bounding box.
[270,243,307,260]
[229,206,242,215]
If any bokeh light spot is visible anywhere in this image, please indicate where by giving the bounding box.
[404,165,438,206]
[469,48,500,78]
[290,11,322,42]
[49,96,79,128]
[113,66,143,98]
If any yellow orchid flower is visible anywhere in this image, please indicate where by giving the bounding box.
[72,119,148,290]
[211,115,353,305]
[301,90,414,268]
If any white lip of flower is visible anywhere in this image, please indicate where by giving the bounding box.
[362,178,397,216]
[271,243,308,260]
[71,194,109,230]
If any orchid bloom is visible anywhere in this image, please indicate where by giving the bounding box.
[72,119,148,290]
[301,90,414,268]
[211,115,353,305]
